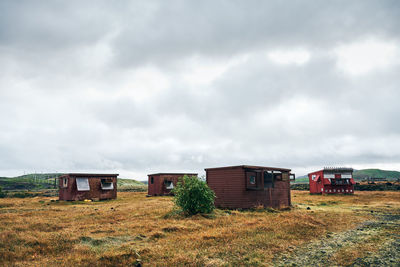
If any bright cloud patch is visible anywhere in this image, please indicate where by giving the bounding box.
[334,39,399,75]
[267,49,311,65]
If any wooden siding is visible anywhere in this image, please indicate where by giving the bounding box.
[206,167,291,209]
[308,169,355,194]
[147,173,198,196]
[58,174,118,201]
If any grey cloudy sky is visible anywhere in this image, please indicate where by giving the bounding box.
[1,0,400,179]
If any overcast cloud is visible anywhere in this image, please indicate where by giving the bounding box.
[1,0,400,179]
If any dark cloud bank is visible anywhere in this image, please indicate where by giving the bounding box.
[1,0,400,178]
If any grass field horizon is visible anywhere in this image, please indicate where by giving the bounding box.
[1,191,399,266]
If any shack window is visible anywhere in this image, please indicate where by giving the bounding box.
[101,178,114,190]
[62,177,68,188]
[246,171,259,189]
[76,178,90,191]
[164,180,174,189]
[150,177,154,184]
[249,176,256,184]
[264,172,274,188]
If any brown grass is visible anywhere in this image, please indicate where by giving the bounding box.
[0,191,399,266]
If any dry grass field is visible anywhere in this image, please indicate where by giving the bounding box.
[0,191,399,266]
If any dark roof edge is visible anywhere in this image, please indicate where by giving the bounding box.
[62,173,119,177]
[204,165,291,172]
[147,173,198,176]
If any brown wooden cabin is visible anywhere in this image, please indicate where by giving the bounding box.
[205,165,295,209]
[147,173,198,196]
[59,173,118,201]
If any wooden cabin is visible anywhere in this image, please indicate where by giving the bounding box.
[147,173,198,196]
[205,165,295,209]
[308,167,355,194]
[59,173,118,201]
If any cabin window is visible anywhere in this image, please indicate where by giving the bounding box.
[101,178,114,190]
[281,173,289,181]
[264,172,274,188]
[164,180,174,189]
[246,171,260,189]
[249,176,256,184]
[311,175,316,181]
[62,177,68,188]
[76,178,90,191]
[150,177,154,184]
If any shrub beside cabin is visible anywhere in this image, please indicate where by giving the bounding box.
[205,165,295,209]
[147,173,198,196]
[59,173,118,201]
[308,167,355,194]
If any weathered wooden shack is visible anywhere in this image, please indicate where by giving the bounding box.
[147,173,198,196]
[205,165,295,209]
[308,167,355,194]
[59,173,118,201]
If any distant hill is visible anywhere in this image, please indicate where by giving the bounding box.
[0,173,63,190]
[117,178,145,188]
[353,169,400,181]
[291,175,309,184]
[0,173,145,191]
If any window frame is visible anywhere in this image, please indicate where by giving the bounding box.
[62,177,68,188]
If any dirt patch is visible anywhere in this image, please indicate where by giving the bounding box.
[273,212,400,266]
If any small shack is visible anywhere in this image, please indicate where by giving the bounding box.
[205,165,295,209]
[308,167,355,194]
[59,173,118,201]
[147,173,198,196]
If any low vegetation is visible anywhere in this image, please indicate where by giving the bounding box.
[291,182,400,191]
[1,191,399,266]
[172,175,215,215]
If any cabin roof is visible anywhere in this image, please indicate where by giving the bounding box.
[62,173,119,178]
[147,173,198,176]
[204,165,291,172]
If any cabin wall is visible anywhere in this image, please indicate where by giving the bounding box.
[308,170,355,194]
[308,170,324,194]
[206,167,291,209]
[59,176,117,201]
[148,174,196,196]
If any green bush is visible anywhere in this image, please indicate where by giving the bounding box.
[0,186,5,198]
[172,175,215,215]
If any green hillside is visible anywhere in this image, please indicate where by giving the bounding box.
[0,173,63,191]
[117,178,146,188]
[291,175,309,184]
[353,169,400,181]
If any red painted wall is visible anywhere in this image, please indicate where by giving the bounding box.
[59,174,118,201]
[308,170,355,194]
[147,173,198,196]
[206,166,292,209]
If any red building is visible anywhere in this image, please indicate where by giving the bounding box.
[147,173,198,196]
[205,165,295,209]
[308,167,355,194]
[59,173,118,201]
